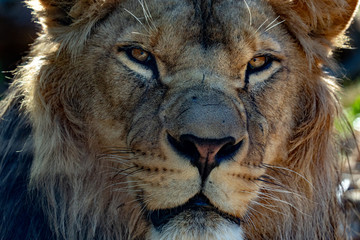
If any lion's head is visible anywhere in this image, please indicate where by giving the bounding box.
[0,0,359,239]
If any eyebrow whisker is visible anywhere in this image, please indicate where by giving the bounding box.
[265,20,285,32]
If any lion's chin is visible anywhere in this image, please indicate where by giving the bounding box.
[148,210,244,240]
[147,194,244,240]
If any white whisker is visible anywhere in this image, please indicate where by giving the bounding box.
[250,200,286,215]
[260,185,294,194]
[243,212,256,230]
[138,0,156,31]
[265,19,285,32]
[258,192,310,216]
[131,31,151,37]
[264,16,280,31]
[254,18,268,34]
[246,205,263,217]
[113,189,143,193]
[263,164,315,190]
[124,8,150,33]
[143,0,156,30]
[122,197,143,206]
[243,0,252,26]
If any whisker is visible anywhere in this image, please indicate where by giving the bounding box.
[99,158,133,167]
[112,189,144,193]
[124,8,150,33]
[109,166,140,179]
[120,168,146,179]
[250,201,286,215]
[260,163,289,177]
[261,163,315,190]
[258,195,310,216]
[257,189,310,216]
[243,212,256,230]
[264,16,280,31]
[105,181,147,189]
[254,18,268,34]
[265,19,285,32]
[255,177,286,188]
[98,153,134,158]
[131,31,151,37]
[142,0,153,22]
[250,199,279,209]
[243,0,252,26]
[257,174,293,191]
[138,0,157,31]
[246,204,264,217]
[120,196,145,207]
[101,148,134,153]
[259,185,306,200]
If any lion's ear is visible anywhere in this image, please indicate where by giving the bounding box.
[269,0,359,65]
[28,0,95,28]
[27,0,115,55]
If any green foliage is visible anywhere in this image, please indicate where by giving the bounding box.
[349,95,360,131]
[342,82,360,132]
[351,96,360,116]
[336,80,360,134]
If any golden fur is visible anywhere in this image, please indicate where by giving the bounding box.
[0,0,359,239]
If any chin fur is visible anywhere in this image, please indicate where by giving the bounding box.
[148,210,244,240]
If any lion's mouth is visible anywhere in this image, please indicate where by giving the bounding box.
[148,194,241,230]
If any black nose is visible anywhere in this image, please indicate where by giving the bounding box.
[168,134,243,181]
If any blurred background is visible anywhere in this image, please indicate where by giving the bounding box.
[0,0,37,93]
[0,0,360,237]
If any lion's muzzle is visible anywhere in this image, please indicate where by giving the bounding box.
[162,87,246,181]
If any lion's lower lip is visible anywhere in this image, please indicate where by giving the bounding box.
[148,194,240,230]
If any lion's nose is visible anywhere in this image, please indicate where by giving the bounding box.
[168,134,243,181]
[162,87,246,180]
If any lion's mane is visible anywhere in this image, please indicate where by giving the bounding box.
[0,0,359,239]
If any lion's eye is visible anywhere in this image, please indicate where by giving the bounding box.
[248,56,274,72]
[130,48,150,62]
[117,46,159,79]
[248,56,267,69]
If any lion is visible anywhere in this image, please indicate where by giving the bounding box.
[0,0,359,239]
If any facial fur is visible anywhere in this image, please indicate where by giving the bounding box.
[0,0,359,239]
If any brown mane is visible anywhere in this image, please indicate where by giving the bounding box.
[0,0,359,239]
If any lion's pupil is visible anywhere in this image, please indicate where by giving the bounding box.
[132,48,149,62]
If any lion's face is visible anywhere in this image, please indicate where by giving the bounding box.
[74,0,305,238]
[20,0,358,238]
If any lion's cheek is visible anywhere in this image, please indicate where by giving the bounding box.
[88,118,128,147]
[204,165,264,218]
[130,166,200,210]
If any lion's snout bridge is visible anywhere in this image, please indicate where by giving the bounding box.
[164,88,246,180]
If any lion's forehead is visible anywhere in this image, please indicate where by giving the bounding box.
[105,0,284,67]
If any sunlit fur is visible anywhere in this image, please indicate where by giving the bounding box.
[0,0,359,239]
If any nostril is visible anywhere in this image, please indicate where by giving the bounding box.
[216,140,243,162]
[167,134,200,162]
[167,133,243,180]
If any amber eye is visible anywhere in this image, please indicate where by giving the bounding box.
[248,56,267,70]
[119,46,159,78]
[130,48,150,62]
